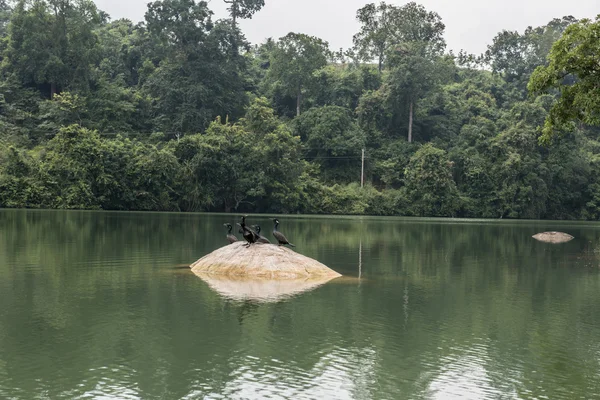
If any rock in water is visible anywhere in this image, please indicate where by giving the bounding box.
[532,231,574,244]
[190,241,342,279]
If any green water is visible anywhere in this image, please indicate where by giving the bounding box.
[1,210,600,399]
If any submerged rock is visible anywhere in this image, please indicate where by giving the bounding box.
[532,231,574,244]
[190,241,342,279]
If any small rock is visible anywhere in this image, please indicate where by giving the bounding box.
[532,231,574,244]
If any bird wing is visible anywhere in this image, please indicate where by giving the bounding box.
[273,231,289,244]
[258,235,271,243]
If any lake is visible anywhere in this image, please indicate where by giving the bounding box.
[1,209,600,399]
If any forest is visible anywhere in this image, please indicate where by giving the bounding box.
[0,0,598,219]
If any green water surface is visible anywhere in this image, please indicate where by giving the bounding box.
[1,209,600,399]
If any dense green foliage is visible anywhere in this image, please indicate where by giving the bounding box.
[528,16,600,142]
[0,0,598,219]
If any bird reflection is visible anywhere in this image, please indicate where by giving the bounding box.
[236,300,260,325]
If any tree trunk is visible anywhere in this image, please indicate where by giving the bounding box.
[224,0,237,28]
[408,101,413,143]
[50,82,57,100]
[378,54,383,73]
[231,0,237,29]
[296,87,302,117]
[230,1,238,53]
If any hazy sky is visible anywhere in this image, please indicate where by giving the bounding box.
[94,0,599,55]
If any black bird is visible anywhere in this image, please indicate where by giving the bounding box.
[252,225,271,244]
[237,216,258,246]
[272,218,295,247]
[223,223,238,244]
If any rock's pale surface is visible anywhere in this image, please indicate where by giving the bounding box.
[195,273,339,302]
[190,241,342,279]
[532,231,574,243]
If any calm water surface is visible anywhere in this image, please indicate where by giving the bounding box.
[1,209,600,399]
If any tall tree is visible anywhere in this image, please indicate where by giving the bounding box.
[143,0,249,134]
[267,33,329,116]
[486,16,577,94]
[382,2,446,142]
[95,19,150,87]
[0,0,11,37]
[4,0,101,99]
[222,0,264,27]
[353,2,393,73]
[528,16,600,142]
[387,50,451,142]
[222,0,264,54]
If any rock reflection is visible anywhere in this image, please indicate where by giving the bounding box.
[195,273,340,303]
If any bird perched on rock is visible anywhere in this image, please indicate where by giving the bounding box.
[272,218,295,247]
[252,225,271,244]
[223,223,238,244]
[237,215,258,246]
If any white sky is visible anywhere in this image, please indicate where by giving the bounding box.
[94,0,599,55]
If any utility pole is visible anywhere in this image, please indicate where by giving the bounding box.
[361,148,365,188]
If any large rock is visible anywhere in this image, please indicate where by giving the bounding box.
[532,231,574,244]
[190,241,342,279]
